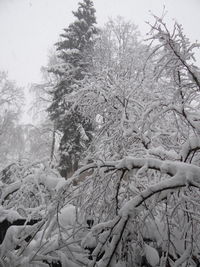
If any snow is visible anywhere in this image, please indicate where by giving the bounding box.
[143,218,165,246]
[58,204,79,228]
[78,124,89,141]
[81,231,96,249]
[63,48,80,55]
[56,251,80,267]
[149,146,180,160]
[55,179,67,191]
[0,225,32,257]
[44,204,82,240]
[144,243,160,266]
[49,63,71,75]
[180,135,200,161]
[0,181,22,205]
[173,245,192,267]
[0,206,22,223]
[38,175,66,192]
[113,156,200,219]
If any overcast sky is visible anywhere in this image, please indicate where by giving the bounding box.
[0,0,200,86]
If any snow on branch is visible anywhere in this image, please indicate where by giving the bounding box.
[61,156,200,266]
[147,16,200,91]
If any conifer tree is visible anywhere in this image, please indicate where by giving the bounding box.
[48,0,98,177]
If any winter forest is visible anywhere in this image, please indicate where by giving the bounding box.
[1,0,200,266]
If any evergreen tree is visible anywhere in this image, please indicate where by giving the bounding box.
[48,0,98,177]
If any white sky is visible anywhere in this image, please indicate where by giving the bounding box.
[0,0,200,86]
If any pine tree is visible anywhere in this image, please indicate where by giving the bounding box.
[48,0,98,178]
